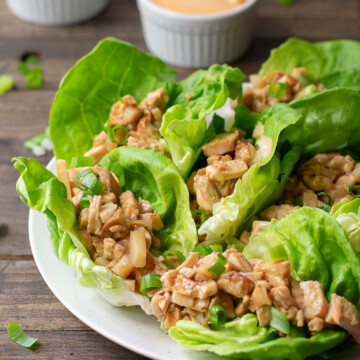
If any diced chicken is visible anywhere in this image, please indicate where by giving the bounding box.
[194,172,220,211]
[139,87,169,112]
[164,304,181,328]
[257,305,272,327]
[84,144,108,164]
[172,292,195,308]
[226,252,253,272]
[101,208,130,238]
[206,159,248,182]
[151,291,172,321]
[301,189,319,207]
[270,286,294,311]
[99,202,118,223]
[213,179,236,198]
[94,256,110,267]
[120,190,139,220]
[326,294,360,343]
[253,260,290,288]
[235,140,258,167]
[249,281,272,311]
[87,195,103,236]
[218,271,254,298]
[103,238,116,260]
[202,130,240,157]
[235,295,250,317]
[128,228,147,268]
[297,281,328,321]
[308,317,325,332]
[179,267,196,279]
[114,243,126,261]
[250,221,270,239]
[56,159,72,199]
[260,204,300,221]
[138,198,152,213]
[110,254,134,278]
[209,293,235,319]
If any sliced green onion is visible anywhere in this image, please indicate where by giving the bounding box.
[140,273,163,296]
[75,169,105,195]
[17,62,43,89]
[163,250,186,269]
[0,74,14,95]
[294,195,303,207]
[25,55,39,64]
[150,248,162,257]
[193,244,223,256]
[7,321,38,348]
[317,192,332,213]
[299,71,316,86]
[268,82,287,99]
[349,185,360,198]
[278,0,293,5]
[270,307,290,334]
[208,254,227,277]
[108,125,128,145]
[304,84,319,96]
[209,305,227,326]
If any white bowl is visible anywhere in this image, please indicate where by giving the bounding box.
[136,0,258,68]
[6,0,109,26]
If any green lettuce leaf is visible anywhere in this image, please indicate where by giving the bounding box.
[198,104,302,245]
[170,313,348,360]
[331,198,360,253]
[98,147,197,255]
[243,207,360,308]
[50,38,176,164]
[283,88,360,156]
[259,38,360,90]
[13,154,191,314]
[161,64,245,177]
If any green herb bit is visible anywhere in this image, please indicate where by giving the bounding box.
[163,250,186,269]
[268,82,287,99]
[299,71,316,86]
[317,192,332,213]
[193,244,223,256]
[0,75,14,95]
[140,273,163,296]
[17,58,43,89]
[208,254,227,277]
[7,321,38,349]
[304,84,319,96]
[294,195,303,207]
[108,125,128,145]
[191,209,209,229]
[270,307,290,334]
[278,0,294,5]
[209,304,227,326]
[349,185,360,198]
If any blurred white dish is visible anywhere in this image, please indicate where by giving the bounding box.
[6,0,109,26]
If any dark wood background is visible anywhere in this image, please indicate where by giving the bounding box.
[0,0,359,358]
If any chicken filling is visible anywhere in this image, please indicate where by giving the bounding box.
[260,152,360,222]
[85,88,169,164]
[243,68,326,113]
[187,129,259,214]
[150,249,360,343]
[56,160,167,292]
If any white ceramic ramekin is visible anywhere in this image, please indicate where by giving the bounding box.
[136,0,258,68]
[6,0,109,26]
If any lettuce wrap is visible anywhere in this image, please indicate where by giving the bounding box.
[50,38,177,164]
[13,148,197,313]
[259,38,360,90]
[198,103,302,245]
[171,207,360,359]
[160,64,246,178]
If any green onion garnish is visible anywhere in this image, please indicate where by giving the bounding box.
[17,60,43,89]
[278,0,293,5]
[79,196,107,208]
[209,304,228,326]
[317,192,332,213]
[191,209,209,229]
[163,250,186,269]
[349,185,360,198]
[7,321,38,348]
[208,254,227,277]
[304,84,319,96]
[75,169,105,195]
[0,74,14,95]
[193,244,223,256]
[299,71,316,86]
[108,125,128,145]
[294,195,303,207]
[270,307,290,334]
[140,273,163,296]
[268,82,287,99]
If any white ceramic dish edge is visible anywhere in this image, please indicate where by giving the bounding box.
[136,0,258,68]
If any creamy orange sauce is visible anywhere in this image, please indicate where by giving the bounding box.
[152,0,248,15]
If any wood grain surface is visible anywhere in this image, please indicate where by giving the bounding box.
[0,0,359,358]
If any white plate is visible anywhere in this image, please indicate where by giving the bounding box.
[29,159,360,360]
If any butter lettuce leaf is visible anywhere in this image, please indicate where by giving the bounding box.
[243,207,360,308]
[170,314,348,360]
[50,38,176,164]
[98,147,197,255]
[161,64,245,178]
[260,38,360,90]
[284,88,360,156]
[198,104,302,245]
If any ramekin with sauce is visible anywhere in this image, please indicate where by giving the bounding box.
[136,0,258,68]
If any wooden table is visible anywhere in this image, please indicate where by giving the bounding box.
[0,0,359,358]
